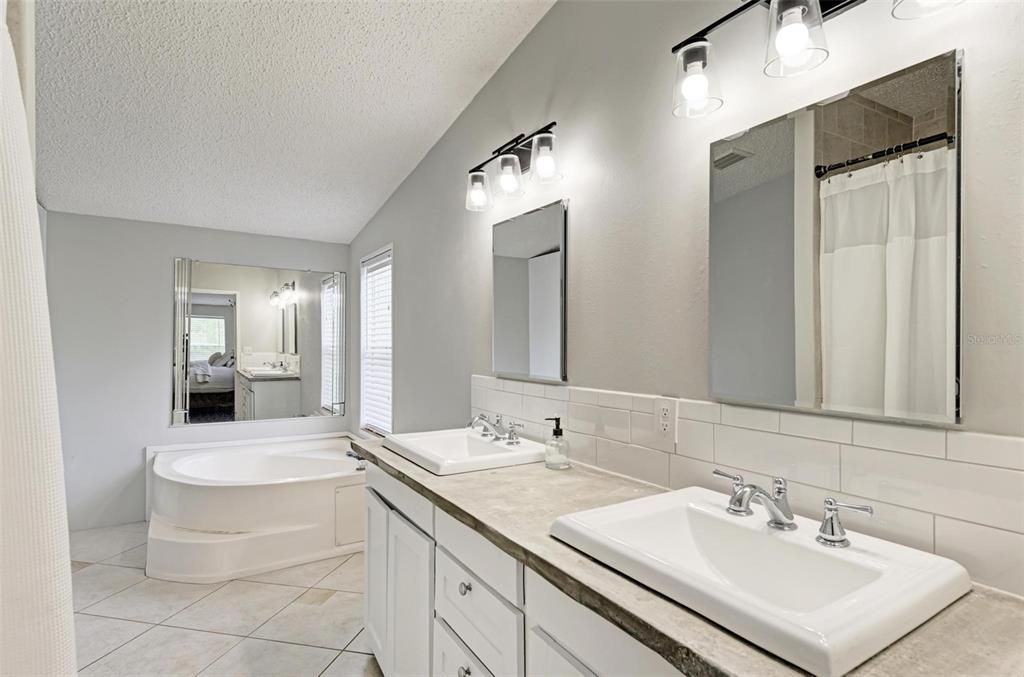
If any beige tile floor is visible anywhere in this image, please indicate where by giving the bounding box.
[71,522,382,677]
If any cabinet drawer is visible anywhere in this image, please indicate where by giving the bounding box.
[433,617,493,677]
[435,509,522,605]
[435,548,523,677]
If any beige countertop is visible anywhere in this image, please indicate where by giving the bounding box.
[353,439,1024,677]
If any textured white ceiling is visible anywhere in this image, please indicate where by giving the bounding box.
[35,0,553,243]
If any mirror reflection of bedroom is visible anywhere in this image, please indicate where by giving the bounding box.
[174,260,345,425]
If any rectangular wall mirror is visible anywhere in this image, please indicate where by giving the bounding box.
[709,51,960,426]
[172,258,345,425]
[492,200,568,383]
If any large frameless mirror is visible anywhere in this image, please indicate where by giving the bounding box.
[709,51,961,425]
[492,200,568,383]
[172,259,345,425]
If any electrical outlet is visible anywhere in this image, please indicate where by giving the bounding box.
[654,397,678,451]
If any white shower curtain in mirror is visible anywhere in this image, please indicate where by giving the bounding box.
[820,148,956,421]
[1,1,77,673]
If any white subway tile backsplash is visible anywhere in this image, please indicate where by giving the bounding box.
[567,403,600,436]
[947,431,1024,470]
[488,390,523,419]
[522,396,568,426]
[678,398,721,423]
[569,387,600,405]
[629,412,675,453]
[631,395,656,413]
[596,438,670,487]
[715,425,840,489]
[852,420,945,458]
[600,407,631,443]
[841,445,1024,533]
[676,419,714,462]
[521,382,547,398]
[935,518,1024,596]
[470,374,1024,595]
[544,385,569,401]
[779,412,852,444]
[721,405,780,432]
[500,379,524,394]
[564,431,597,465]
[597,390,633,410]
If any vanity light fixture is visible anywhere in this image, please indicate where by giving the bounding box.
[463,121,559,212]
[496,153,525,197]
[465,170,492,211]
[530,132,562,183]
[764,0,829,77]
[279,281,296,306]
[669,0,866,117]
[673,40,724,118]
[269,290,281,308]
[891,0,965,19]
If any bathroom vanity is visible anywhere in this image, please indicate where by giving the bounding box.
[234,369,301,421]
[356,438,1024,677]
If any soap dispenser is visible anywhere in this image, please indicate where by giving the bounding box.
[543,417,570,470]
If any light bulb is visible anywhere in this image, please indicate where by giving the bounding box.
[535,149,556,179]
[469,185,487,206]
[775,7,810,67]
[681,61,710,106]
[499,166,519,194]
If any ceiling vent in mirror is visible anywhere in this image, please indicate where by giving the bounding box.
[713,147,754,170]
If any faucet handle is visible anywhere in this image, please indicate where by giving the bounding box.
[771,476,789,498]
[712,469,744,492]
[816,497,873,548]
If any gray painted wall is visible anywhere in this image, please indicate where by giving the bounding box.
[346,1,1022,437]
[46,212,350,529]
[493,255,530,375]
[710,172,796,406]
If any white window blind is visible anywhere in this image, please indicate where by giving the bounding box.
[189,316,225,361]
[361,248,393,433]
[320,275,340,414]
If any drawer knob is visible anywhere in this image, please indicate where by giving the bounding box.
[458,667,472,677]
[458,581,473,596]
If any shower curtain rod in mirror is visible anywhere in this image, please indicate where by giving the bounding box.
[815,132,956,178]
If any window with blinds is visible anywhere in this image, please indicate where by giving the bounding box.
[360,248,393,434]
[320,274,341,414]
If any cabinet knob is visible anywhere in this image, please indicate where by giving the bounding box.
[458,667,472,677]
[458,581,472,596]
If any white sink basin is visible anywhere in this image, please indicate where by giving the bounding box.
[550,486,970,676]
[383,428,546,475]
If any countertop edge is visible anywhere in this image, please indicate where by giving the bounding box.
[353,438,763,677]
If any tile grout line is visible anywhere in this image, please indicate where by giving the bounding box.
[77,618,161,672]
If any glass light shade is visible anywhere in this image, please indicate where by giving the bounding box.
[279,283,296,305]
[891,0,965,19]
[530,132,562,183]
[764,0,829,78]
[672,41,723,118]
[496,153,525,197]
[269,291,281,307]
[465,171,492,211]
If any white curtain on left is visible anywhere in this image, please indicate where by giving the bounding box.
[820,147,957,422]
[1,1,77,673]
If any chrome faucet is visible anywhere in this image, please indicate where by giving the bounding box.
[712,469,797,531]
[816,497,873,548]
[467,414,507,439]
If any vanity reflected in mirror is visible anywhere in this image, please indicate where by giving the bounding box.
[172,259,345,425]
[492,200,567,383]
[709,52,960,425]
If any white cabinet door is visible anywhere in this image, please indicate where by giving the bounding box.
[386,509,435,677]
[365,489,390,672]
[526,626,595,677]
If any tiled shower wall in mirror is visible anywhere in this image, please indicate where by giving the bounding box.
[470,374,1024,597]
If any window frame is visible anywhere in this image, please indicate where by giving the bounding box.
[360,245,394,435]
[188,314,227,362]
